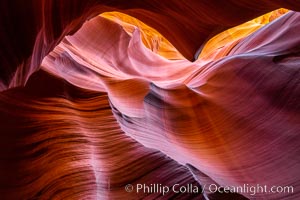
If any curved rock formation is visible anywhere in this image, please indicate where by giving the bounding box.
[0,1,300,199]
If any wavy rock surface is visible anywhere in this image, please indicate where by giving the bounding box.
[0,1,300,199]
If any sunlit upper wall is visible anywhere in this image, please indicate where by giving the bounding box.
[101,9,288,62]
[197,8,289,61]
[101,12,185,60]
